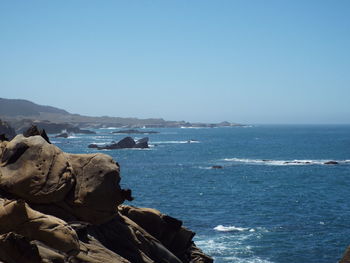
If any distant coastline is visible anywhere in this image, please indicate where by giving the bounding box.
[0,97,245,133]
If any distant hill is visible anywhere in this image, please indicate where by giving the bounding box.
[0,98,69,117]
[0,98,172,128]
[0,97,242,129]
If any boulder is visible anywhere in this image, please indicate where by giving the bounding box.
[0,135,74,203]
[64,153,125,224]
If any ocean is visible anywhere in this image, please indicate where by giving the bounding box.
[51,125,350,263]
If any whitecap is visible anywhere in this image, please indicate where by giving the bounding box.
[223,158,349,166]
[152,140,199,144]
[214,225,251,232]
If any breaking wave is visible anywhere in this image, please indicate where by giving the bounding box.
[223,158,350,166]
[214,225,253,232]
[152,140,200,144]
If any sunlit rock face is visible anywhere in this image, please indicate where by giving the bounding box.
[0,131,213,263]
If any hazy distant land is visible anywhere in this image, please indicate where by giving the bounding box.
[0,98,244,132]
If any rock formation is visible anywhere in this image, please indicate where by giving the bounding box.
[89,136,150,150]
[0,127,212,263]
[0,119,16,141]
[55,132,69,138]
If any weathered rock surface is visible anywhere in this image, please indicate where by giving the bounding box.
[0,128,212,263]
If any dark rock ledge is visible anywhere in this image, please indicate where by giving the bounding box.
[0,127,212,263]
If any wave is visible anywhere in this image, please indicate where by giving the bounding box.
[195,231,273,263]
[214,225,253,232]
[152,140,200,144]
[223,158,350,166]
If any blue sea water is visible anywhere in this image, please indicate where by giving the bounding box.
[52,125,350,263]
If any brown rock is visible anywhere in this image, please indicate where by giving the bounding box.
[0,232,42,263]
[0,199,80,256]
[65,153,125,224]
[0,135,75,203]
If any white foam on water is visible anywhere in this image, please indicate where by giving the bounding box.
[223,158,349,166]
[214,225,251,232]
[67,135,78,139]
[221,256,273,263]
[152,140,199,144]
[195,234,273,263]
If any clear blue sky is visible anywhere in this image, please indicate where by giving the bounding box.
[1,0,349,124]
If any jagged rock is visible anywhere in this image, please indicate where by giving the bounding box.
[135,137,149,148]
[23,125,51,144]
[0,119,16,141]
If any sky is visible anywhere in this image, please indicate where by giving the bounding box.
[0,0,349,124]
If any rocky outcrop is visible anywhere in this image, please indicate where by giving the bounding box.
[324,161,338,165]
[0,119,16,141]
[89,136,150,150]
[0,129,212,263]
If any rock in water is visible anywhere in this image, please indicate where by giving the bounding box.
[324,161,338,165]
[116,136,136,148]
[55,132,69,138]
[135,137,149,148]
[92,136,149,150]
[0,134,213,263]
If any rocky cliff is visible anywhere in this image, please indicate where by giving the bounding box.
[0,128,212,263]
